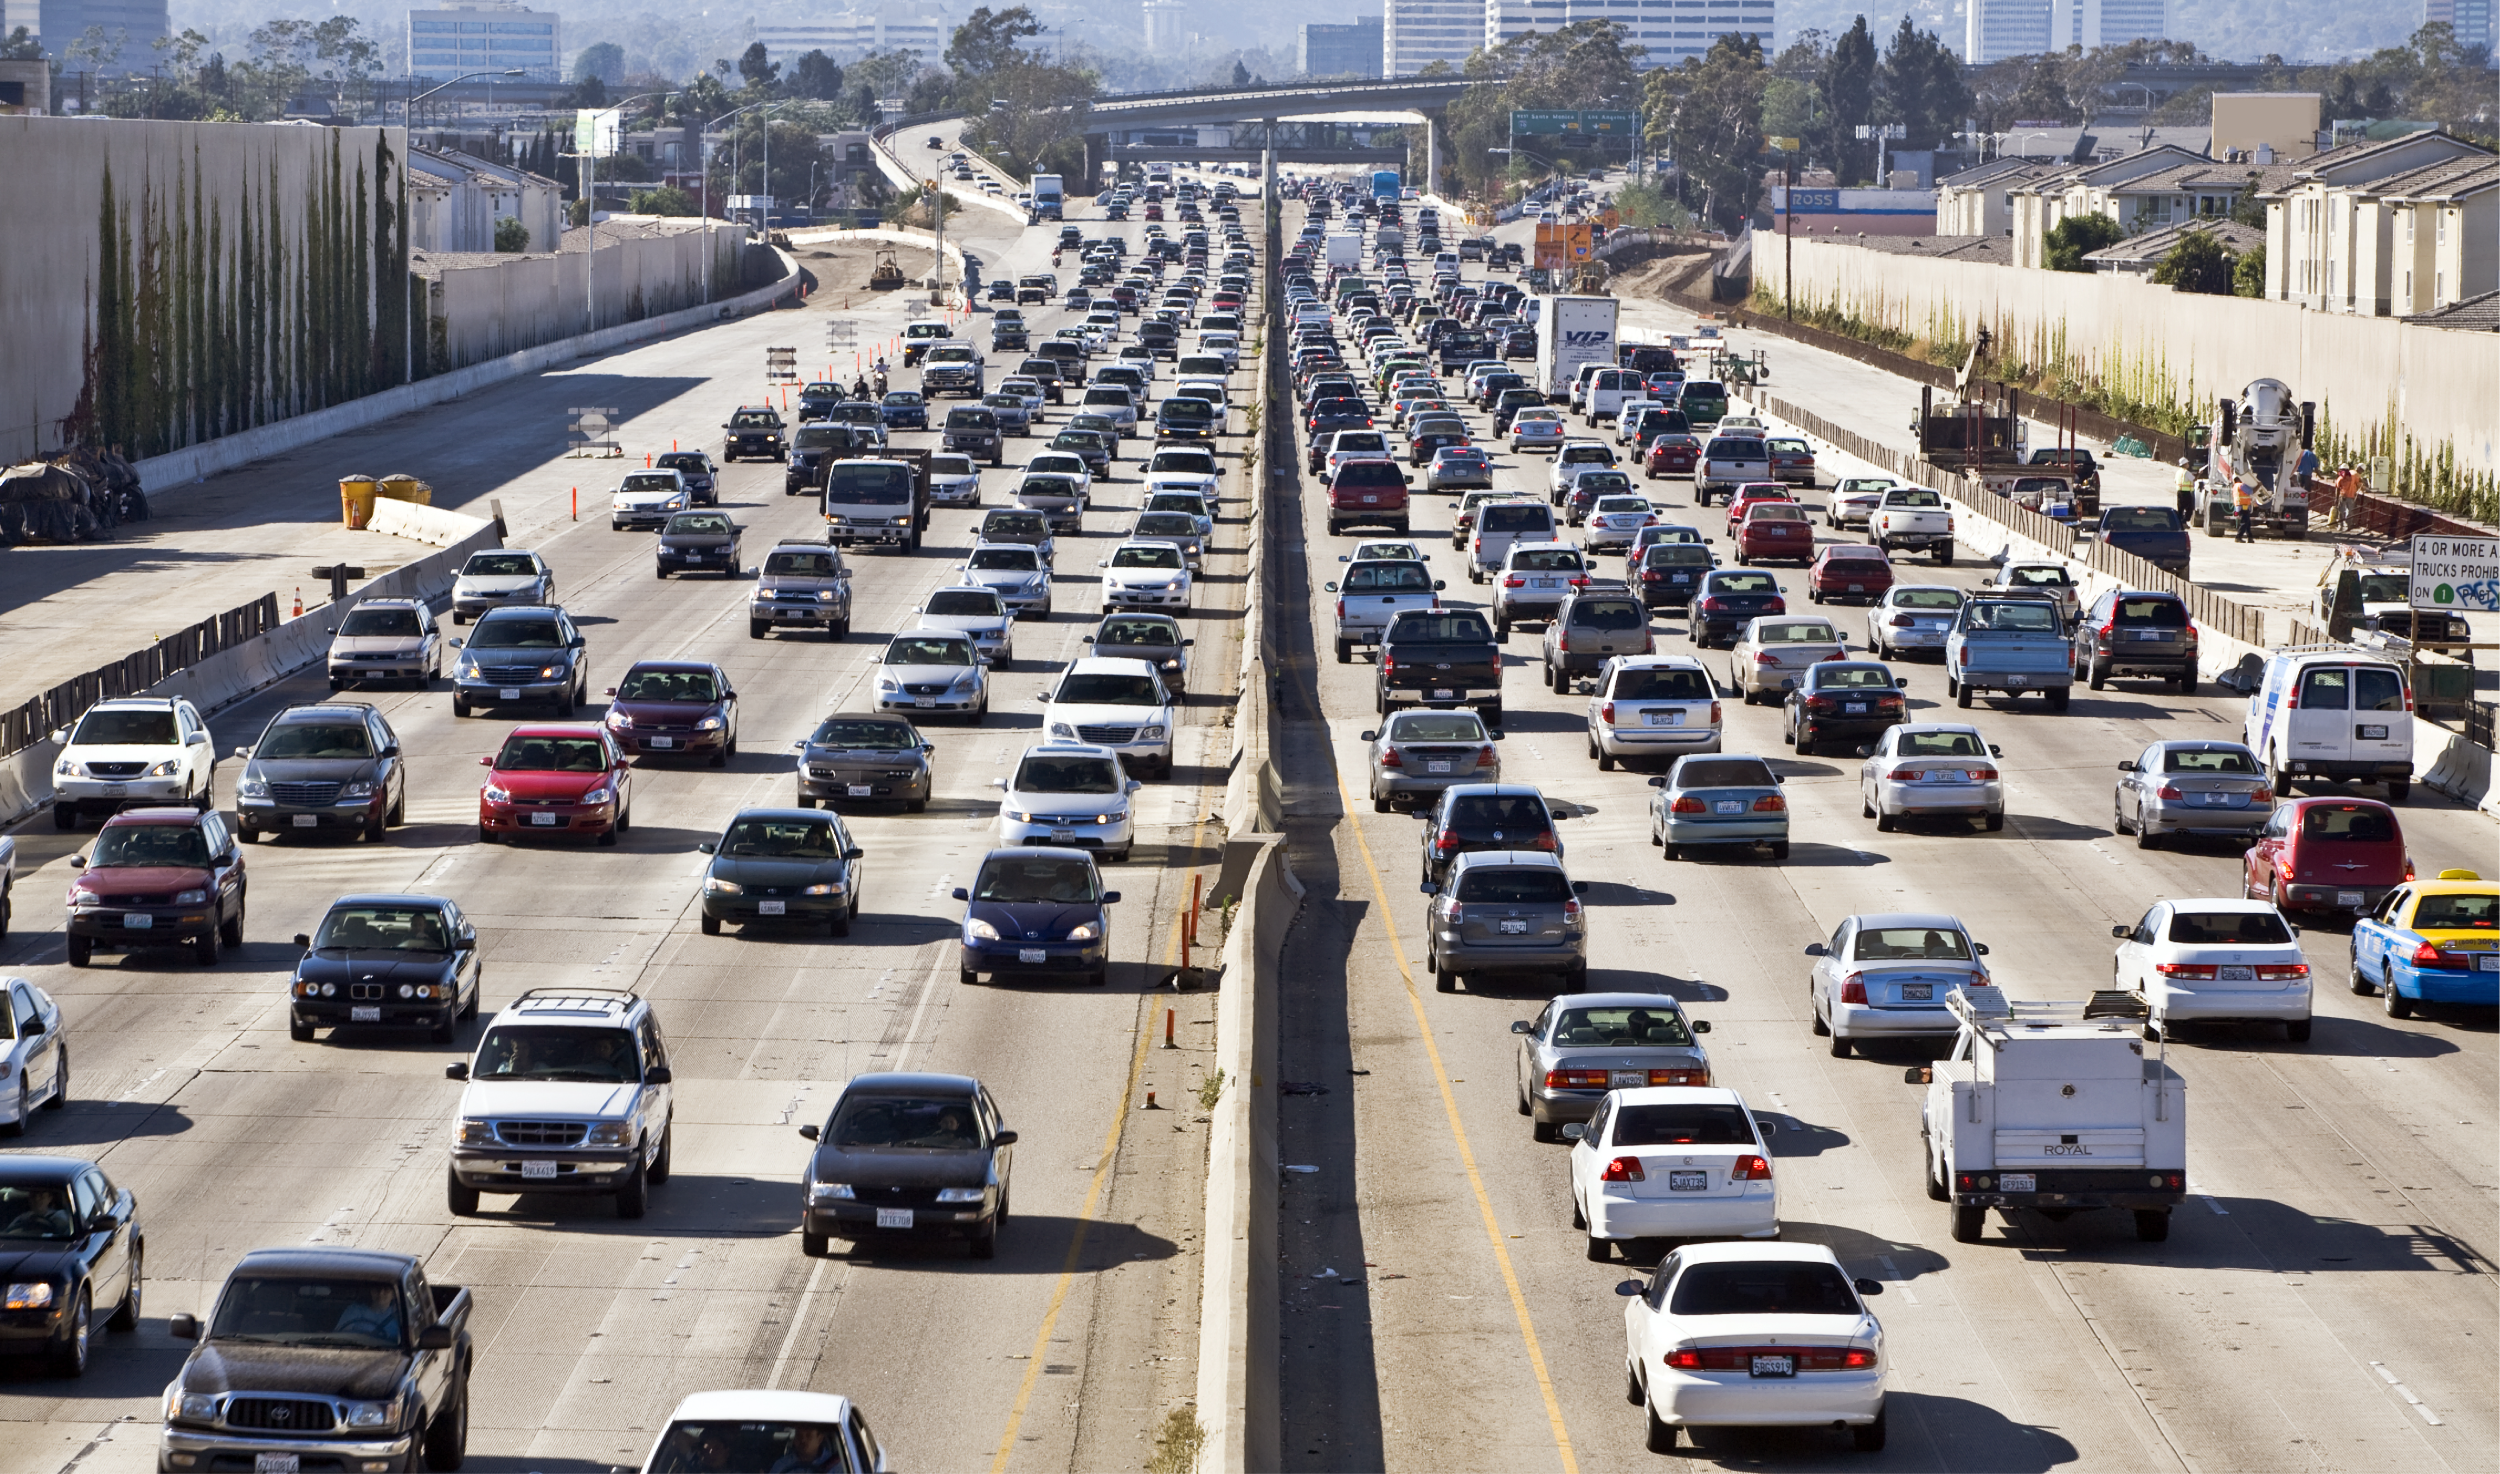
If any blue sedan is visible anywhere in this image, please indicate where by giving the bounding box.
[954,847,1120,987]
[880,391,930,429]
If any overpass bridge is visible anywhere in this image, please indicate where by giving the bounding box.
[1077,76,1485,193]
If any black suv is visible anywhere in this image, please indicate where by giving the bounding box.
[2074,589,2198,693]
[232,702,408,844]
[723,405,787,461]
[1418,784,1564,886]
[786,423,878,496]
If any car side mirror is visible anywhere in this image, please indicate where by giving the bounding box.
[2116,760,2137,772]
[294,932,312,948]
[379,744,400,759]
[1323,581,1338,592]
[449,638,463,649]
[2112,924,2132,939]
[1990,745,2003,757]
[417,1325,454,1351]
[1646,776,1666,787]
[1689,1019,1712,1034]
[844,847,864,860]
[799,1124,820,1141]
[1102,891,1121,904]
[1804,942,1826,956]
[1904,1066,1932,1085]
[1419,882,1439,896]
[605,687,619,697]
[67,856,84,869]
[1974,943,1989,955]
[444,1062,470,1081]
[187,730,209,745]
[233,745,253,758]
[1560,1122,1585,1140]
[480,755,494,766]
[992,1129,1019,1146]
[1757,1119,1781,1136]
[1854,1277,1884,1297]
[1434,580,1447,591]
[641,1066,673,1085]
[168,1313,199,1341]
[952,887,969,901]
[698,840,717,854]
[1509,1020,1534,1035]
[1855,744,1874,758]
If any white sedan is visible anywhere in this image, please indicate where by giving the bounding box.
[0,973,67,1132]
[1583,495,1659,552]
[1097,540,1193,611]
[2111,897,2313,1042]
[1564,1086,1781,1259]
[1826,476,1897,529]
[1727,616,1848,703]
[1020,451,1093,499]
[1617,1241,1889,1453]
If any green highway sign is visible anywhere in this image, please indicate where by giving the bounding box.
[1511,110,1579,136]
[1580,111,1639,134]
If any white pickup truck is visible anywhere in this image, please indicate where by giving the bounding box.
[1327,557,1444,663]
[1870,486,1956,564]
[1694,434,1772,505]
[1915,985,2185,1245]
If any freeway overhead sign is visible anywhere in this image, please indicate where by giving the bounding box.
[1511,109,1579,136]
[2408,534,2500,611]
[1579,110,1638,135]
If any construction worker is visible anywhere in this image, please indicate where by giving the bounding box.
[2174,460,2198,519]
[2333,464,2363,531]
[2234,481,2256,543]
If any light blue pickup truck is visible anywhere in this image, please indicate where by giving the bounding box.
[1946,595,2074,711]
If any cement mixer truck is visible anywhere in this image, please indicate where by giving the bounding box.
[2195,379,2315,540]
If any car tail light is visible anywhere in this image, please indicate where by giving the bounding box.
[1648,1068,1708,1086]
[1765,599,1785,615]
[2256,963,2311,981]
[1503,576,1526,588]
[1335,598,1346,619]
[1436,830,1460,851]
[1970,768,2000,781]
[1532,831,1556,851]
[1477,745,1497,764]
[1672,796,1706,814]
[2157,784,2185,800]
[2406,858,2417,880]
[1380,747,1403,768]
[1709,702,1723,725]
[1601,1156,1646,1183]
[1753,794,1786,812]
[2100,621,2116,644]
[2411,941,2451,967]
[1891,613,1915,628]
[1839,975,1867,1004]
[1600,702,1616,724]
[1729,1154,1772,1181]
[1877,694,1904,710]
[2251,787,2273,804]
[2155,963,2219,979]
[1444,901,1464,924]
[1380,653,1397,674]
[1562,897,1582,921]
[1546,1069,1610,1089]
[1752,650,1780,664]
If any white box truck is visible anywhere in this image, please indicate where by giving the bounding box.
[1914,985,2186,1245]
[1326,235,1362,271]
[1031,173,1065,220]
[1532,294,1618,402]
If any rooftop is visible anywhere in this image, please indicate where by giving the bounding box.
[2081,217,2267,269]
[2406,289,2500,332]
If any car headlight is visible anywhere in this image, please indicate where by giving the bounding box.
[950,672,977,690]
[581,785,614,805]
[538,665,563,679]
[70,890,103,908]
[341,781,373,800]
[606,710,632,729]
[456,1118,497,1146]
[801,881,845,895]
[146,759,180,777]
[582,1122,631,1148]
[460,662,481,678]
[1139,725,1168,741]
[173,889,208,905]
[810,1182,855,1201]
[826,515,851,526]
[1065,921,1102,942]
[167,1388,221,1423]
[819,589,838,603]
[54,757,75,777]
[482,785,510,804]
[965,917,1002,941]
[878,677,900,691]
[3,1281,55,1310]
[695,716,724,731]
[1050,722,1076,739]
[236,776,268,799]
[1003,808,1034,824]
[1099,811,1126,824]
[704,876,743,895]
[340,1398,401,1430]
[934,1186,986,1203]
[666,496,686,510]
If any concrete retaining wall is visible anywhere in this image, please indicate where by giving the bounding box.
[427,224,741,370]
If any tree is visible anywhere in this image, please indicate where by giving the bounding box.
[571,42,624,86]
[571,75,609,109]
[1231,59,1250,87]
[629,186,696,216]
[946,6,1043,78]
[2151,227,2235,294]
[1761,76,1819,146]
[493,216,531,252]
[1443,21,1648,201]
[2044,213,2124,271]
[1648,33,1767,231]
[0,25,40,59]
[737,41,779,95]
[2232,244,2267,298]
[1879,19,1969,153]
[1822,17,1877,183]
[791,50,844,100]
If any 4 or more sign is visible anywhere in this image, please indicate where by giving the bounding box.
[2408,534,2500,611]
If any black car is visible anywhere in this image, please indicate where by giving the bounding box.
[0,1155,142,1376]
[722,405,787,462]
[655,450,719,505]
[287,893,482,1042]
[1418,784,1565,886]
[1050,429,1114,478]
[1636,543,1714,610]
[1690,568,1787,648]
[231,702,407,844]
[986,278,1016,301]
[797,1072,1016,1258]
[953,847,1119,987]
[795,383,845,423]
[991,324,1029,353]
[1307,401,1374,444]
[697,808,866,936]
[797,713,933,811]
[1781,661,1909,757]
[1409,425,1471,465]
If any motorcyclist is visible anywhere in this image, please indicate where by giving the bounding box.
[872,357,890,394]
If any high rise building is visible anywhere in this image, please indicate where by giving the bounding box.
[36,0,168,72]
[1300,18,1384,77]
[1384,0,1478,75]
[405,1,561,80]
[752,4,951,66]
[1143,0,1188,51]
[2063,0,2165,47]
[1482,0,1770,69]
[1965,0,2050,62]
[2425,0,2495,51]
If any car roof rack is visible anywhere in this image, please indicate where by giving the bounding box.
[512,986,640,1010]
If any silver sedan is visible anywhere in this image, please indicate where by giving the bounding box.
[2113,739,2272,847]
[1510,991,1713,1142]
[1865,585,1963,661]
[1859,723,2004,832]
[1728,616,1847,704]
[1362,708,1501,812]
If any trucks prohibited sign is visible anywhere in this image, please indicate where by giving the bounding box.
[2408,534,2500,611]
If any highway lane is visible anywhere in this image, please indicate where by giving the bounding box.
[1269,190,2496,1471]
[0,190,1256,1473]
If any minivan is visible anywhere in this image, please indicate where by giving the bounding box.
[1470,501,1562,582]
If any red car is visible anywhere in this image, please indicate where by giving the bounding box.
[1144,203,1165,220]
[605,660,739,765]
[2242,798,2411,916]
[479,724,634,846]
[64,806,248,967]
[1735,503,1816,564]
[1725,482,1794,534]
[1808,544,1896,604]
[1644,433,1701,479]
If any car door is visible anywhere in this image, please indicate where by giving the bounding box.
[2357,886,2411,981]
[175,700,210,792]
[2116,904,2163,991]
[414,605,441,678]
[9,982,53,1102]
[605,732,632,812]
[2123,741,2159,825]
[370,711,402,816]
[202,814,244,925]
[78,1167,130,1311]
[1813,920,1852,1022]
[637,1015,672,1158]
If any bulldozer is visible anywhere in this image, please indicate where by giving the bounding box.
[867,247,906,291]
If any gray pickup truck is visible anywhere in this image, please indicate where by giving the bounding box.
[1327,558,1445,663]
[750,540,853,639]
[655,511,741,579]
[1946,595,2074,710]
[920,343,986,397]
[162,1247,473,1473]
[944,406,1005,466]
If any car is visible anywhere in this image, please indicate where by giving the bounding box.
[1583,494,1659,552]
[1419,784,1564,886]
[450,604,589,717]
[1547,441,1621,504]
[286,893,481,1042]
[230,701,407,843]
[50,695,215,825]
[2112,898,2312,1041]
[0,1154,139,1375]
[1805,544,1894,606]
[1805,912,1988,1055]
[1781,661,1907,757]
[443,986,675,1217]
[1510,992,1712,1141]
[696,807,865,937]
[794,1073,1015,1263]
[1143,445,1220,501]
[2349,873,2500,1018]
[959,542,1053,618]
[722,405,787,461]
[2113,739,2271,847]
[1131,510,1205,566]
[604,661,738,764]
[1826,475,1896,529]
[1570,1086,1781,1256]
[476,723,632,846]
[1866,584,1963,661]
[63,805,246,966]
[924,453,983,510]
[1038,657,1174,776]
[1542,587,1655,691]
[610,468,690,529]
[1043,430,1112,481]
[878,629,992,723]
[323,598,442,690]
[1764,436,1817,486]
[953,847,1120,986]
[992,742,1142,861]
[1723,481,1795,534]
[2075,589,2199,693]
[1361,707,1501,812]
[1420,849,1589,992]
[795,713,932,813]
[1097,539,1193,611]
[1142,488,1217,540]
[1647,754,1788,861]
[998,375,1048,417]
[1509,410,1567,451]
[1688,568,1786,649]
[1859,723,2004,832]
[909,586,1013,665]
[1984,560,2081,625]
[1562,470,1639,528]
[450,549,554,623]
[654,509,742,579]
[1078,385,1140,437]
[1727,615,1846,704]
[796,381,846,421]
[2242,797,2408,916]
[655,449,719,504]
[1632,543,1714,612]
[1616,1241,1888,1452]
[0,983,70,1133]
[1427,446,1494,490]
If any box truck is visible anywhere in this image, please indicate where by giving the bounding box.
[1031,172,1065,220]
[1531,294,1619,400]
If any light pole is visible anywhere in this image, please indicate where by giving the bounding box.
[580,90,677,337]
[405,68,523,130]
[698,100,783,304]
[2019,131,2055,161]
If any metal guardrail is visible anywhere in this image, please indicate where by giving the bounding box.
[0,593,281,758]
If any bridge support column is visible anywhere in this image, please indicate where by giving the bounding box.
[1262,116,1278,204]
[1423,116,1438,201]
[1084,133,1108,190]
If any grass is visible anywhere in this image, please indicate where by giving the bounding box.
[1146,1405,1207,1474]
[1196,1068,1226,1111]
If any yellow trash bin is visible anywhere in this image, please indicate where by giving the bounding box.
[339,476,379,529]
[375,473,433,507]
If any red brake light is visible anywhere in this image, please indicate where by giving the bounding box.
[1545,1069,1610,1089]
[1532,831,1556,850]
[1379,747,1403,768]
[2157,783,2184,800]
[2411,941,2446,967]
[2406,859,2417,880]
[1752,651,1780,664]
[1436,831,1460,850]
[1970,767,2000,781]
[2256,963,2311,980]
[1503,576,1526,588]
[1891,613,1915,627]
[1478,744,1497,764]
[1729,1154,1772,1181]
[2251,787,2274,804]
[2155,963,2219,979]
[1672,796,1706,814]
[1600,702,1615,723]
[1766,599,1785,614]
[1753,794,1785,812]
[1709,702,1722,725]
[1839,975,1867,1004]
[1601,1155,1646,1183]
[1562,897,1582,921]
[1648,1067,1708,1086]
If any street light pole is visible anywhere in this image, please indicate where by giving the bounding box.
[405,68,524,130]
[582,90,678,337]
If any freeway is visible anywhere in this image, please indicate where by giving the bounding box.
[1267,183,2497,1470]
[0,169,1251,1471]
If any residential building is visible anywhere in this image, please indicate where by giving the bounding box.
[1300,18,1384,77]
[2405,287,2500,330]
[1143,0,1187,51]
[2210,92,2322,164]
[1965,0,2049,63]
[2424,0,2494,52]
[753,3,950,65]
[405,144,564,254]
[1480,0,1772,68]
[405,1,560,80]
[1385,0,1478,74]
[2263,129,2494,313]
[36,0,168,73]
[1934,157,2063,236]
[2078,216,2266,276]
[2005,145,2291,268]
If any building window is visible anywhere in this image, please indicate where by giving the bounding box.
[2438,209,2449,244]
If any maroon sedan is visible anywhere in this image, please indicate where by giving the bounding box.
[605,660,740,765]
[1643,432,1701,480]
[1808,544,1896,605]
[1735,503,1816,564]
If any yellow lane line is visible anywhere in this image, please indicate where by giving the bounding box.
[1333,765,1582,1474]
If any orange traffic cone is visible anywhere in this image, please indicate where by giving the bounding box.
[292,587,303,618]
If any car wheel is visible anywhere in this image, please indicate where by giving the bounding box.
[424,1374,470,1471]
[108,1244,141,1332]
[195,917,221,966]
[290,1013,315,1042]
[65,934,91,968]
[1770,840,1789,860]
[2388,779,2410,804]
[1876,811,1897,833]
[430,1005,457,1045]
[2286,1016,2313,1043]
[802,1228,830,1257]
[53,803,76,831]
[1570,1189,1586,1228]
[829,901,852,938]
[446,1170,479,1217]
[2383,977,2415,1019]
[1,1078,23,1137]
[750,620,769,639]
[2088,660,2109,690]
[1950,1203,1987,1243]
[1852,1407,1889,1453]
[365,802,387,843]
[1956,679,1973,708]
[1984,810,2005,832]
[1644,1395,1678,1452]
[700,914,721,936]
[2134,1209,2171,1242]
[614,1159,649,1219]
[649,1122,673,1185]
[47,1287,89,1377]
[1585,1232,1610,1263]
[1335,639,1350,664]
[452,696,470,718]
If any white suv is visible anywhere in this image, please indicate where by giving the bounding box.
[53,695,215,828]
[444,987,675,1219]
[1037,658,1176,778]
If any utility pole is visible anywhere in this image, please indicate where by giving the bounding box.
[1784,152,1797,321]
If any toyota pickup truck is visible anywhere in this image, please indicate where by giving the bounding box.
[1378,607,1504,725]
[1328,557,1444,662]
[1871,486,1957,564]
[161,1247,474,1473]
[2088,505,2191,578]
[1947,595,2074,710]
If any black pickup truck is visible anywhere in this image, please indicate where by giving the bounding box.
[1379,608,1505,725]
[162,1247,473,1473]
[2091,505,2192,578]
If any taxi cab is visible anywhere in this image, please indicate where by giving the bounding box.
[2349,871,2499,1018]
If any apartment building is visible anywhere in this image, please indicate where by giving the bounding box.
[2264,129,2496,315]
[405,2,560,81]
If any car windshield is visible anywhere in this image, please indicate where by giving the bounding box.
[622,473,678,493]
[731,412,778,428]
[2114,598,2189,627]
[975,856,1101,902]
[1814,667,1895,691]
[666,512,732,535]
[1607,666,1709,701]
[494,736,609,772]
[2008,566,2071,587]
[1138,514,1197,538]
[1759,622,1836,644]
[719,817,842,859]
[463,553,537,577]
[647,1421,854,1474]
[1712,573,1775,595]
[618,668,718,703]
[1643,546,1711,568]
[1885,489,1943,508]
[828,1095,981,1151]
[473,617,563,648]
[474,1025,640,1083]
[1551,1006,1691,1046]
[1570,600,1645,630]
[313,905,449,952]
[1898,731,1985,758]
[1669,1261,1859,1317]
[1674,759,1776,789]
[1057,673,1162,705]
[1964,602,2058,632]
[793,427,849,449]
[1017,753,1123,794]
[968,547,1041,571]
[1147,494,1206,514]
[1345,563,1433,592]
[257,723,374,760]
[1386,712,1485,742]
[209,1277,407,1348]
[888,636,975,666]
[766,550,840,577]
[1748,505,1807,523]
[2164,747,2257,774]
[1894,589,1961,610]
[1447,794,1548,829]
[72,708,177,746]
[2302,805,2396,842]
[926,590,1002,617]
[2104,508,2179,531]
[811,719,917,750]
[90,823,210,867]
[1854,927,1972,961]
[1113,546,1184,569]
[1614,1104,1755,1146]
[1452,867,1571,903]
[1513,549,1582,572]
[0,1182,81,1241]
[1153,452,1217,475]
[946,411,994,428]
[338,606,421,637]
[2167,911,2294,945]
[825,465,911,504]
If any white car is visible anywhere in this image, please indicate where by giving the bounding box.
[638,1390,892,1474]
[1198,331,1241,367]
[1618,1241,1889,1454]
[1547,441,1620,502]
[1142,447,1219,501]
[993,741,1142,862]
[1566,1086,1782,1256]
[1614,399,1665,444]
[1728,616,1848,703]
[1583,495,1659,552]
[1827,475,1896,529]
[451,549,554,623]
[610,468,690,530]
[958,542,1053,618]
[928,453,982,507]
[0,976,67,1130]
[1806,912,1990,1054]
[1097,539,1193,610]
[52,695,216,826]
[1586,655,1721,767]
[914,586,1015,665]
[1038,657,1176,778]
[1510,411,1567,452]
[1173,376,1231,416]
[1020,451,1094,499]
[2112,897,2313,1041]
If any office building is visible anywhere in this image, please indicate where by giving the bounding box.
[1483,0,1771,69]
[2063,0,2165,46]
[753,3,949,65]
[1143,0,1187,51]
[36,0,168,72]
[1965,0,2049,62]
[405,2,560,80]
[1385,0,1478,75]
[2425,0,2494,51]
[1300,18,1383,76]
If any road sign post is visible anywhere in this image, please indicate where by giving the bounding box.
[567,406,622,458]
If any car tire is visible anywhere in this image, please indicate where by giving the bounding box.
[1770,840,1790,860]
[108,1245,140,1332]
[452,696,471,719]
[1950,1204,1987,1243]
[53,803,76,831]
[1985,810,2005,832]
[2383,978,2415,1019]
[424,1374,470,1472]
[1876,811,1897,833]
[290,1013,315,1042]
[614,1159,649,1220]
[446,1171,479,1218]
[829,901,852,938]
[1852,1407,1889,1453]
[1570,1190,1586,1229]
[2134,1209,2171,1243]
[802,1228,830,1257]
[750,620,769,640]
[2286,1016,2313,1043]
[1644,1396,1677,1452]
[1955,680,1973,708]
[1923,1139,1948,1202]
[648,1122,673,1185]
[65,933,92,968]
[1585,1233,1610,1263]
[1596,744,1615,772]
[195,917,221,966]
[2388,779,2410,804]
[47,1287,89,1378]
[430,1007,456,1045]
[2088,660,2109,690]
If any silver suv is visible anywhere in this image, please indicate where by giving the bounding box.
[444,987,674,1219]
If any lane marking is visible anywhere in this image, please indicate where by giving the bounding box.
[1875,1254,1920,1305]
[1334,766,1581,1474]
[2369,1361,2444,1426]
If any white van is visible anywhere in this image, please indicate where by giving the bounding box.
[2242,648,2415,801]
[1469,500,1562,583]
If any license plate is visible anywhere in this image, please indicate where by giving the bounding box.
[255,1456,300,1474]
[1051,828,1077,843]
[876,1207,914,1229]
[362,669,384,679]
[1749,1355,1794,1378]
[1534,578,1559,589]
[2358,725,2388,740]
[2479,956,2499,972]
[1933,771,1966,784]
[521,1160,558,1180]
[1432,688,1455,699]
[848,784,873,797]
[2218,965,2255,982]
[1427,760,1453,774]
[1611,1070,1648,1087]
[1671,574,1692,584]
[1498,919,1528,934]
[1847,584,1864,592]
[2130,629,2167,641]
[98,784,125,796]
[1019,948,1048,964]
[123,913,152,930]
[2007,673,2029,687]
[293,813,318,827]
[1714,800,1744,814]
[2202,791,2229,804]
[2337,890,2364,907]
[647,737,675,749]
[352,1006,381,1022]
[1999,1172,2036,1192]
[1361,495,1377,504]
[1669,1170,1709,1192]
[1844,702,1868,714]
[1903,983,1932,1001]
[915,699,936,708]
[500,688,521,700]
[531,811,558,826]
